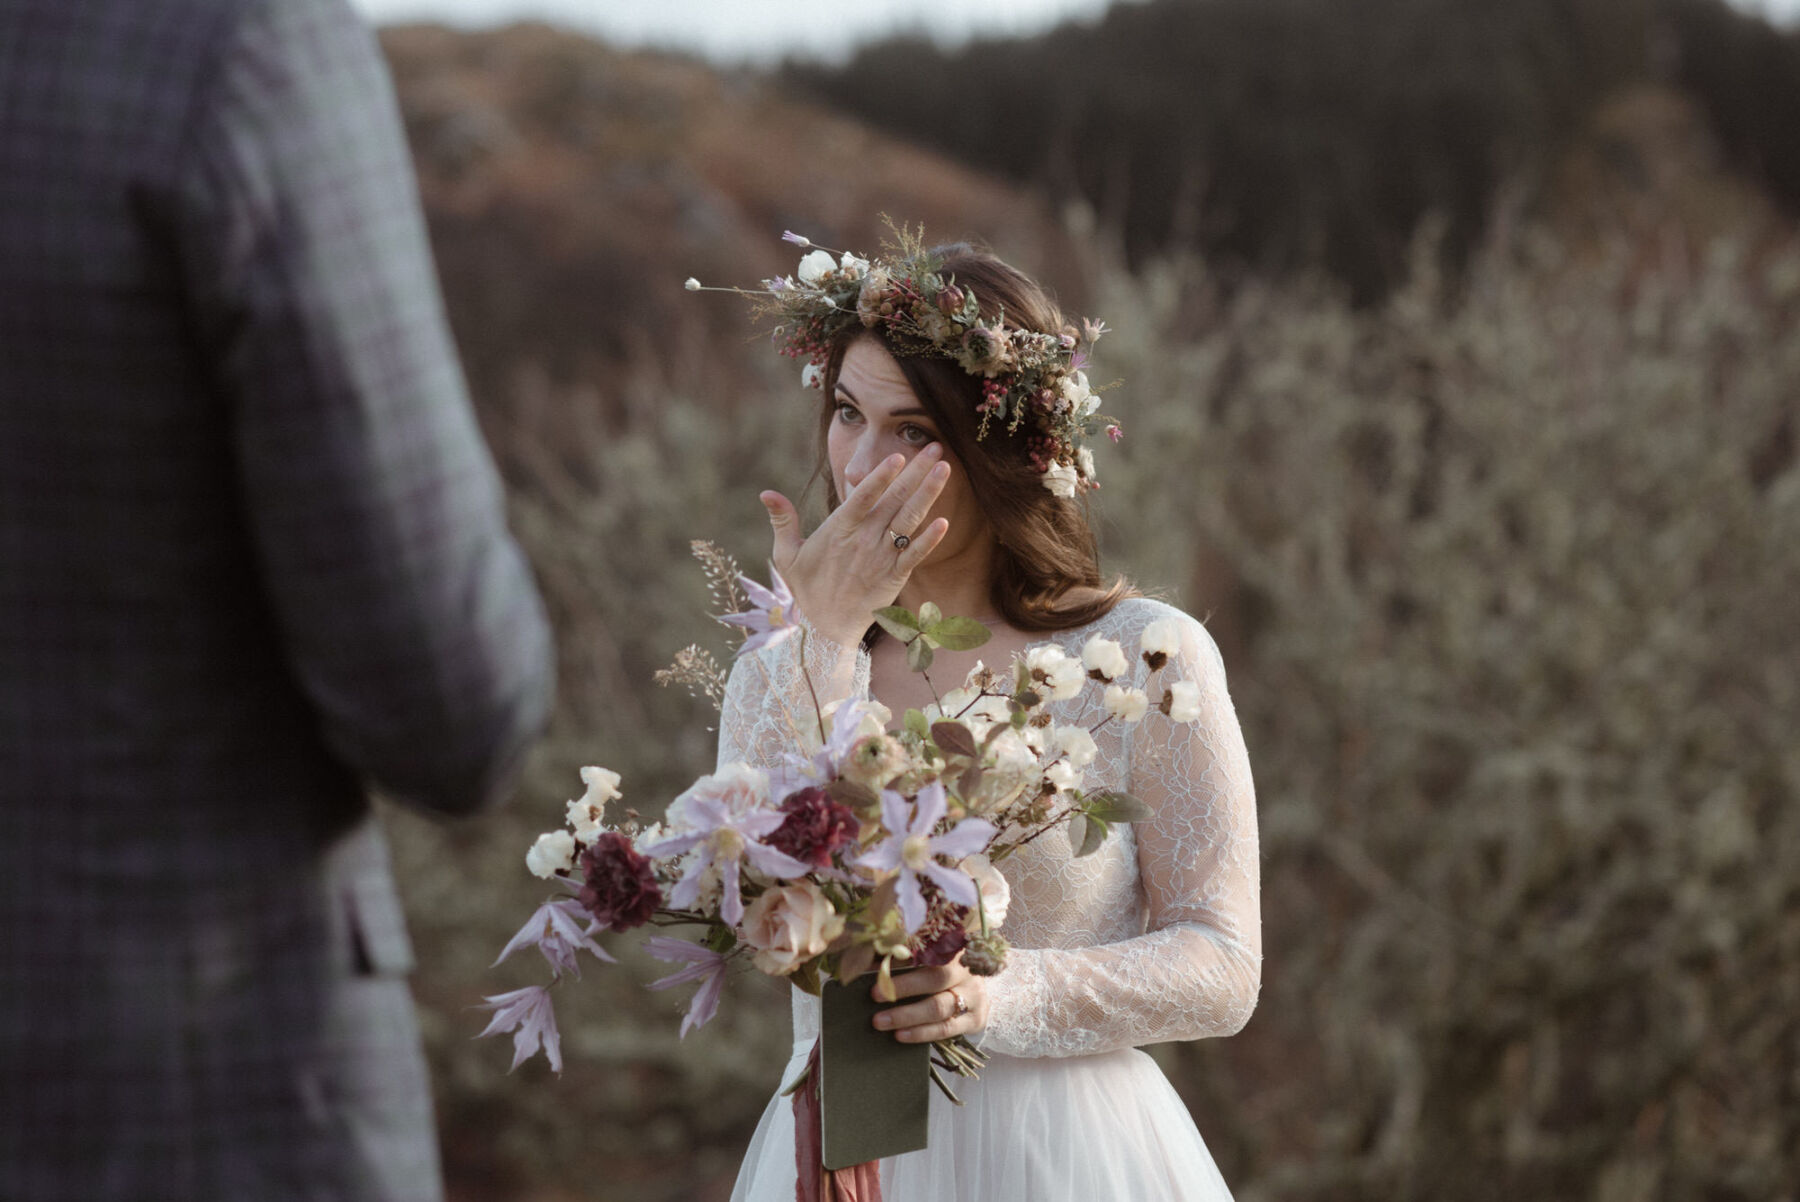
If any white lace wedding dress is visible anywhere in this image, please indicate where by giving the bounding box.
[721,597,1261,1201]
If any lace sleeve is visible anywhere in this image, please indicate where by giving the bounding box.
[715,620,872,773]
[981,611,1262,1058]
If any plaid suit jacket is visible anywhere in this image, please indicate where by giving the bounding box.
[0,0,555,1198]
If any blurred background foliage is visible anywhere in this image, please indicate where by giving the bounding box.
[370,2,1800,1198]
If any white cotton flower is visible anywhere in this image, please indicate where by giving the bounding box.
[1167,680,1203,724]
[1020,722,1049,755]
[1140,617,1183,664]
[797,249,837,284]
[526,830,576,879]
[1046,759,1083,794]
[1024,644,1083,701]
[1042,462,1079,497]
[840,251,870,277]
[566,799,604,842]
[1077,446,1095,480]
[1082,636,1129,681]
[1054,725,1098,768]
[1103,685,1150,723]
[579,766,622,808]
[801,362,824,389]
[987,728,1038,775]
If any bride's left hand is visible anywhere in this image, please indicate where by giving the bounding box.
[871,957,988,1043]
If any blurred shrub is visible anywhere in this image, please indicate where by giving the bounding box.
[387,218,1800,1199]
[1096,227,1800,1199]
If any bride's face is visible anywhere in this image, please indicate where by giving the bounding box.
[828,338,989,563]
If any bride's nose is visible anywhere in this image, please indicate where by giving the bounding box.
[842,434,888,491]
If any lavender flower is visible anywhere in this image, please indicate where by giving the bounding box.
[637,765,809,925]
[855,781,997,933]
[477,985,563,1073]
[718,565,802,655]
[645,936,730,1038]
[782,230,812,248]
[492,898,615,979]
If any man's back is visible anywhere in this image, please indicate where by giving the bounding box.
[0,0,554,1196]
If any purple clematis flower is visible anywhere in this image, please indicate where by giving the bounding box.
[854,780,997,934]
[477,985,563,1073]
[719,565,802,655]
[492,898,615,980]
[637,765,810,926]
[644,936,731,1038]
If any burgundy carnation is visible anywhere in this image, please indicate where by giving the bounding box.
[911,903,970,968]
[767,787,858,870]
[578,832,662,931]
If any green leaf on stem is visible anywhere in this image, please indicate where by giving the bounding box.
[873,606,921,640]
[1069,813,1109,857]
[907,636,935,673]
[918,601,943,626]
[923,616,991,651]
[904,708,931,739]
[1084,791,1154,823]
[931,721,978,759]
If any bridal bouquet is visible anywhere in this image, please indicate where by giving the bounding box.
[480,544,1197,1103]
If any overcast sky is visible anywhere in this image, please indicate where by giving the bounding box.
[349,0,1800,65]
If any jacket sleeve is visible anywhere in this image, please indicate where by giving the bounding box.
[168,0,552,816]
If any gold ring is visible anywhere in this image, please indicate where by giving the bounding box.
[889,529,911,550]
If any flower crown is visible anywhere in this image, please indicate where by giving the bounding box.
[687,221,1120,495]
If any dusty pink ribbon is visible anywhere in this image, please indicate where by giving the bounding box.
[793,1041,883,1202]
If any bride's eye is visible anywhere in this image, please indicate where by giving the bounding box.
[834,401,861,425]
[899,423,936,447]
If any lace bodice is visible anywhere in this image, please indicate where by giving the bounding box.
[715,597,1261,1059]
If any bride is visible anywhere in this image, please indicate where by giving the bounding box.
[714,232,1262,1201]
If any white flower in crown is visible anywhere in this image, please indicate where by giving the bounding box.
[797,249,837,284]
[1077,446,1096,482]
[1042,462,1079,497]
[839,251,870,277]
[801,362,824,389]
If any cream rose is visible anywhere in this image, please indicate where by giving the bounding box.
[958,853,1011,930]
[740,882,845,975]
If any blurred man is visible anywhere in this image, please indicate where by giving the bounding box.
[0,0,555,1198]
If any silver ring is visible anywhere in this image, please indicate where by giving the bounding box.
[889,529,911,550]
[948,988,968,1018]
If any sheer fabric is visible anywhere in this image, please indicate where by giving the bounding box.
[719,598,1260,1201]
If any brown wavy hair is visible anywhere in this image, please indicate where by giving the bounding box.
[816,242,1136,633]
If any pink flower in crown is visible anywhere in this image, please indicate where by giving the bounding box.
[854,780,996,934]
[637,764,809,926]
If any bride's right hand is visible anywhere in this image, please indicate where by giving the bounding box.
[759,445,951,646]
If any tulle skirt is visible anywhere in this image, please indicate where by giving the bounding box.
[729,1032,1234,1202]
